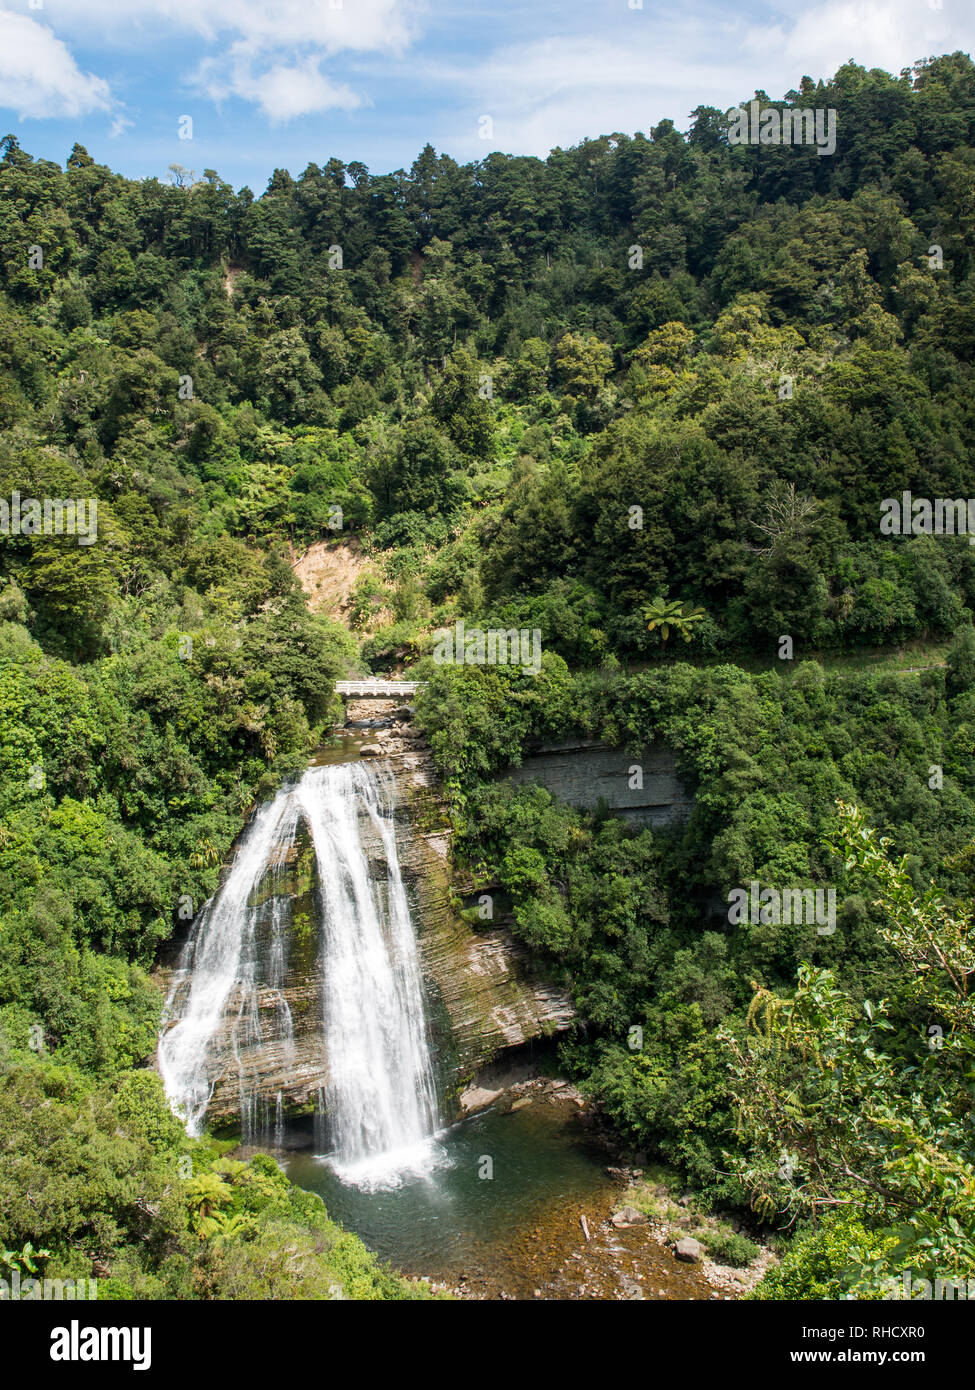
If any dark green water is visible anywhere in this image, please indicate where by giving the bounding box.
[283,1102,616,1287]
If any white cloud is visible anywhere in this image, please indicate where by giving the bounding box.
[46,0,418,53]
[426,1,973,160]
[41,0,420,121]
[1,0,970,149]
[0,8,111,119]
[198,49,363,123]
[742,0,960,84]
[424,25,752,158]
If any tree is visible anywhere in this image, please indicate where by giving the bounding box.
[947,627,975,698]
[253,329,322,422]
[430,347,494,456]
[643,597,707,643]
[367,419,466,519]
[748,480,820,557]
[554,332,613,400]
[724,802,975,1290]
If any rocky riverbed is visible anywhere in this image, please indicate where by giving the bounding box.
[423,1154,776,1300]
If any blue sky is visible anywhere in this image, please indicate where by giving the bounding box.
[0,0,969,191]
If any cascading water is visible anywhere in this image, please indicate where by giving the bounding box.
[297,763,440,1189]
[158,761,441,1189]
[158,792,299,1139]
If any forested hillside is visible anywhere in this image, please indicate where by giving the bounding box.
[2,52,975,1300]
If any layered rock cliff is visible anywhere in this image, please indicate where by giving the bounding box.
[161,701,578,1131]
[501,739,692,826]
[384,740,577,1078]
[344,701,578,1082]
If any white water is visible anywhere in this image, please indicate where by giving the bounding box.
[158,791,299,1139]
[298,763,440,1190]
[158,762,441,1188]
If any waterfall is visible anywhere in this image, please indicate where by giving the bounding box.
[158,762,441,1189]
[158,791,299,1138]
[297,763,440,1189]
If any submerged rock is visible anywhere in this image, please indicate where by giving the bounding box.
[611,1207,648,1228]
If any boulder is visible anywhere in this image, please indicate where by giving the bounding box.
[611,1206,648,1228]
[674,1237,704,1263]
[459,1085,502,1114]
[359,744,382,757]
[550,1082,584,1104]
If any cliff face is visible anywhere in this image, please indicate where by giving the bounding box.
[204,981,328,1125]
[385,742,576,1080]
[167,822,331,1129]
[501,740,692,826]
[162,711,694,1132]
[169,706,577,1130]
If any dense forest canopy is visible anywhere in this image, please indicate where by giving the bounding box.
[2,55,975,662]
[2,51,975,1301]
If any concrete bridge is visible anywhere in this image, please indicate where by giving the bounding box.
[335,680,422,698]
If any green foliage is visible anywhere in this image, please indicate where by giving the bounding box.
[418,655,975,1233]
[725,805,975,1289]
[750,1215,898,1299]
[3,52,975,1299]
[702,1229,759,1268]
[643,598,708,644]
[0,1061,435,1300]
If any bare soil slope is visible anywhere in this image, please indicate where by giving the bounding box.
[292,538,374,624]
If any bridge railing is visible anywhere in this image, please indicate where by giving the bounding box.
[335,680,423,697]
